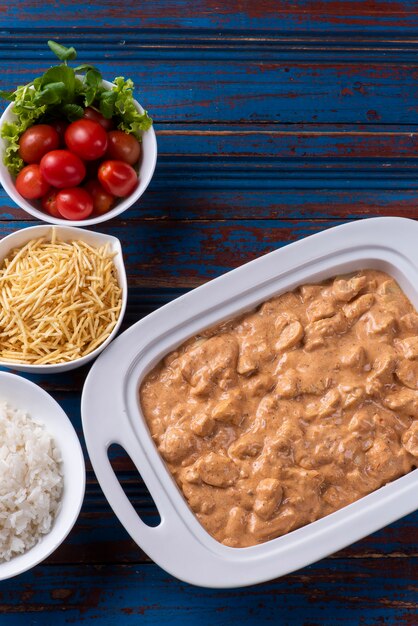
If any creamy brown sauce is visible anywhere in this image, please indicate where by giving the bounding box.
[140,271,418,547]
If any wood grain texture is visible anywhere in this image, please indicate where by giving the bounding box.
[0,1,417,623]
[2,0,418,32]
[0,561,416,625]
[4,58,418,125]
[0,218,348,287]
[4,189,418,222]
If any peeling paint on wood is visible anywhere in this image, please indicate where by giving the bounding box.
[0,561,417,625]
[2,0,418,32]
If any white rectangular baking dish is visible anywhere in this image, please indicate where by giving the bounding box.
[81,216,418,588]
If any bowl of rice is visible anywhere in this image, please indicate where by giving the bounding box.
[0,371,85,580]
[0,224,127,373]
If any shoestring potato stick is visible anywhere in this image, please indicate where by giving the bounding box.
[0,229,122,364]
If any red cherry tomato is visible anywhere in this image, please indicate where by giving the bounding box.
[56,188,94,220]
[83,107,114,131]
[106,131,141,165]
[84,180,115,215]
[50,119,69,146]
[41,189,61,218]
[65,119,108,160]
[98,160,138,197]
[18,124,59,164]
[40,150,86,188]
[15,164,50,199]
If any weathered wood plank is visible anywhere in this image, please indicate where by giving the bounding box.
[5,153,418,224]
[4,60,418,125]
[0,219,349,287]
[5,32,418,64]
[1,189,418,222]
[2,218,418,287]
[156,128,418,158]
[0,560,416,625]
[2,0,418,32]
[3,180,418,221]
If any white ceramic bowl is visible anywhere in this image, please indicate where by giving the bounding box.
[82,217,418,588]
[0,79,157,226]
[0,372,85,581]
[0,224,127,373]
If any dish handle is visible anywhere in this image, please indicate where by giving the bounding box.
[81,380,199,569]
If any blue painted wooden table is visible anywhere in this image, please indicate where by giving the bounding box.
[0,2,417,624]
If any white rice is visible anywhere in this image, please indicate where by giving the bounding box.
[0,402,63,562]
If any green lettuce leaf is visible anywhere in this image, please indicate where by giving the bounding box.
[112,77,153,137]
[1,84,47,175]
[0,41,153,176]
